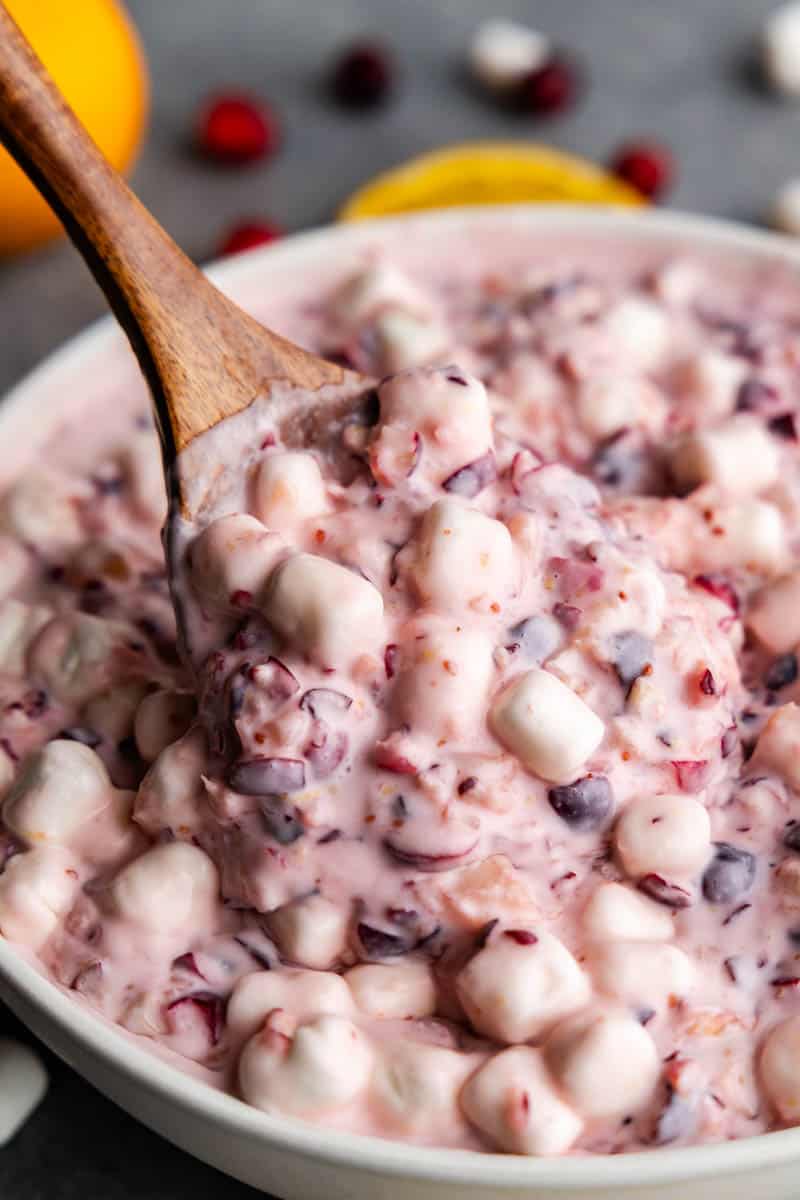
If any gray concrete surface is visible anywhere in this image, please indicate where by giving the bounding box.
[0,0,797,1194]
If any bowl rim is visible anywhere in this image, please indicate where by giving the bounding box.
[3,202,800,1188]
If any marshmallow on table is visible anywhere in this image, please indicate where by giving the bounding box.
[411,500,513,614]
[589,941,694,1011]
[110,841,219,935]
[747,570,800,654]
[239,1014,373,1117]
[2,739,112,848]
[763,2,800,96]
[190,514,285,613]
[489,668,604,785]
[0,846,82,950]
[469,19,550,93]
[345,961,437,1019]
[753,703,800,792]
[456,927,591,1043]
[545,1009,660,1120]
[582,881,675,942]
[614,793,711,881]
[460,1047,582,1156]
[266,892,349,970]
[760,1014,800,1120]
[0,1039,48,1146]
[670,417,780,497]
[227,968,354,1042]
[134,688,196,762]
[252,451,329,533]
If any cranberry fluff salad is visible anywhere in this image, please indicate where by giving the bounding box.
[7,227,800,1159]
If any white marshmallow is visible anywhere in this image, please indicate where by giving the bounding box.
[590,941,694,1010]
[753,702,800,791]
[84,681,148,744]
[253,452,329,533]
[614,793,711,881]
[110,841,218,935]
[760,1014,800,1120]
[190,514,285,613]
[0,535,30,602]
[545,1009,660,1119]
[331,263,432,329]
[469,19,551,92]
[575,375,666,441]
[227,968,354,1041]
[266,892,349,970]
[239,1014,373,1117]
[773,178,800,235]
[0,846,81,949]
[2,739,112,848]
[671,417,780,497]
[375,310,450,373]
[678,351,746,421]
[372,1040,473,1136]
[264,552,384,668]
[133,726,206,838]
[412,500,513,614]
[456,927,591,1043]
[0,1039,48,1146]
[747,570,800,654]
[582,881,674,942]
[0,472,82,550]
[394,624,495,741]
[763,2,800,96]
[489,668,605,785]
[460,1047,582,1156]
[0,600,52,676]
[345,961,437,1019]
[27,612,135,705]
[134,689,196,763]
[603,297,669,371]
[700,498,786,575]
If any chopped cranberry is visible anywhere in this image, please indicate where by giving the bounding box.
[196,93,279,164]
[458,776,478,796]
[219,219,283,256]
[504,929,539,946]
[330,41,394,109]
[515,56,578,115]
[765,653,798,692]
[610,140,674,200]
[166,992,226,1045]
[384,643,399,679]
[638,874,692,908]
[172,952,206,979]
[702,843,756,904]
[374,740,418,775]
[699,668,716,696]
[671,760,709,792]
[692,573,739,615]
[548,775,613,832]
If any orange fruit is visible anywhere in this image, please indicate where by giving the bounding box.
[339,141,646,221]
[0,0,149,255]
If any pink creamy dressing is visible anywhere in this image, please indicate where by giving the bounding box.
[5,230,800,1154]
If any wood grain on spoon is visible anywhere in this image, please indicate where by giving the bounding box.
[0,3,361,514]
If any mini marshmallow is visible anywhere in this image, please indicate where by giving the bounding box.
[575,375,666,441]
[372,1040,473,1136]
[134,689,196,762]
[671,417,779,497]
[760,1014,800,1119]
[469,19,551,93]
[110,841,219,935]
[375,310,450,373]
[0,600,52,676]
[603,297,669,371]
[460,1047,583,1157]
[84,681,148,744]
[545,1009,660,1120]
[456,927,591,1044]
[699,498,786,575]
[252,452,329,533]
[239,1014,373,1117]
[747,570,800,654]
[753,703,800,792]
[0,535,29,601]
[266,892,349,970]
[264,552,384,668]
[227,968,354,1041]
[412,500,513,614]
[190,514,285,613]
[590,941,694,1010]
[582,881,674,942]
[0,846,81,950]
[489,668,605,785]
[763,2,800,96]
[0,1039,48,1146]
[27,612,136,705]
[614,793,711,881]
[345,961,437,1019]
[772,178,800,236]
[2,739,112,848]
[133,726,206,838]
[394,624,495,741]
[331,263,432,329]
[0,472,83,550]
[678,351,747,422]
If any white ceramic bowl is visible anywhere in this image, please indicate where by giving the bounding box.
[2,206,800,1199]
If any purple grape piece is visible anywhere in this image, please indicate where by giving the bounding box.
[442,452,497,499]
[784,822,800,853]
[638,874,692,908]
[547,776,614,832]
[228,757,306,796]
[506,614,561,662]
[765,653,798,692]
[259,797,305,845]
[299,688,353,719]
[357,922,408,959]
[702,843,756,904]
[610,630,653,690]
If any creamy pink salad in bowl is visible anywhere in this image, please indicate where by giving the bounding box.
[5,206,800,1198]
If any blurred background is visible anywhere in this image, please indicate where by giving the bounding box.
[0,0,798,1194]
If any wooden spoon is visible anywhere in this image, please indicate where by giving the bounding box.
[0,5,366,520]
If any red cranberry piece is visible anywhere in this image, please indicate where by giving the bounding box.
[442,452,497,498]
[375,741,418,775]
[765,653,798,692]
[384,643,399,679]
[516,56,578,115]
[330,41,394,109]
[610,630,653,691]
[172,952,206,979]
[699,668,716,696]
[357,922,408,959]
[610,140,674,200]
[219,219,283,256]
[552,602,581,632]
[671,760,709,792]
[547,775,614,832]
[702,843,756,904]
[166,992,226,1045]
[692,574,740,615]
[300,688,353,719]
[228,756,306,795]
[638,874,692,908]
[196,93,279,164]
[721,724,738,758]
[504,929,539,946]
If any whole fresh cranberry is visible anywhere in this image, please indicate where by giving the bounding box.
[330,41,394,109]
[218,220,283,256]
[515,56,578,115]
[196,93,280,164]
[611,140,674,200]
